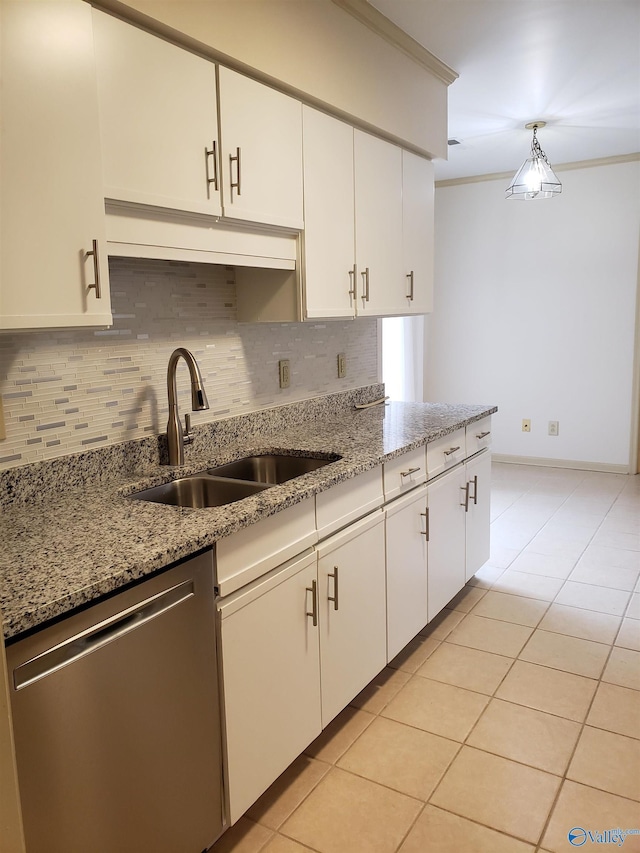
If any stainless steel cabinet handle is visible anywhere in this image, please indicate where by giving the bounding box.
[205,140,218,191]
[406,271,414,301]
[469,474,478,505]
[306,579,318,627]
[328,566,339,611]
[229,146,241,198]
[460,483,470,512]
[420,508,429,540]
[348,264,357,299]
[444,446,461,456]
[476,431,491,440]
[361,267,370,302]
[86,239,102,299]
[401,466,421,478]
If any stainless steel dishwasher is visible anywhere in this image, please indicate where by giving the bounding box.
[5,550,224,853]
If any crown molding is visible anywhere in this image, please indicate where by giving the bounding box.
[331,0,458,85]
[435,152,640,188]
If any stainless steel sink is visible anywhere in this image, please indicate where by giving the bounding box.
[207,453,340,485]
[130,476,271,508]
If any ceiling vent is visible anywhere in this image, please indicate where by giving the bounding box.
[447,138,461,146]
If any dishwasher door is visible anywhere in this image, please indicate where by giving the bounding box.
[6,550,224,853]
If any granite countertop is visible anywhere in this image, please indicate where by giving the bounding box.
[0,393,496,641]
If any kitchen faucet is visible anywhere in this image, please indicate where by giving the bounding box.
[166,347,209,466]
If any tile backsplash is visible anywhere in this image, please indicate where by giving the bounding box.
[0,258,379,470]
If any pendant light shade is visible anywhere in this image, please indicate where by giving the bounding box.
[505,122,562,200]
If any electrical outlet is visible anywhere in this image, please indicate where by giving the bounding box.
[337,353,347,379]
[522,419,531,432]
[548,420,559,436]
[278,359,290,389]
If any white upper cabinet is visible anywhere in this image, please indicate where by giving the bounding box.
[0,0,112,330]
[354,130,404,316]
[301,111,435,321]
[301,107,356,319]
[92,10,221,217]
[402,151,434,314]
[218,66,304,230]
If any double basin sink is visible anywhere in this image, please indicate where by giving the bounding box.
[130,454,340,509]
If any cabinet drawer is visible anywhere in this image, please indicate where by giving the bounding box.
[216,498,316,596]
[315,466,384,539]
[383,446,426,501]
[426,428,466,479]
[466,417,492,458]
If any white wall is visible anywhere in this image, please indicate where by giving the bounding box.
[427,159,640,471]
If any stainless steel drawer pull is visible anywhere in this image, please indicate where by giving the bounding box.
[205,140,218,190]
[476,431,491,440]
[328,566,339,611]
[469,474,478,505]
[444,446,461,456]
[13,580,195,690]
[406,271,414,300]
[361,267,370,302]
[306,579,318,627]
[460,483,470,512]
[86,239,102,299]
[420,508,429,540]
[401,466,421,478]
[229,146,241,197]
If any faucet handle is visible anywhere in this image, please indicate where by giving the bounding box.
[183,413,194,446]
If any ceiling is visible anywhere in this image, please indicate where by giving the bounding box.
[368,0,640,181]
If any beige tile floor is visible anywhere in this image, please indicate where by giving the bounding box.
[210,462,640,853]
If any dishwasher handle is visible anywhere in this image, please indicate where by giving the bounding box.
[13,579,195,691]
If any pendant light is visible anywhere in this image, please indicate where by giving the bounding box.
[505,121,562,200]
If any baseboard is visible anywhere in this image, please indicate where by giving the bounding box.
[492,454,630,475]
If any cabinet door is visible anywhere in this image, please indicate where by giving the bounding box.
[465,451,492,581]
[218,553,321,824]
[0,0,112,329]
[385,485,429,661]
[354,131,403,316]
[427,466,467,622]
[218,67,303,229]
[402,151,434,314]
[301,107,356,318]
[93,10,221,217]
[317,513,387,726]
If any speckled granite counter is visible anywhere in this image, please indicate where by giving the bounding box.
[0,387,496,641]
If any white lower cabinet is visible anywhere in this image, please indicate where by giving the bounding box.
[218,551,321,824]
[385,485,428,661]
[317,511,387,726]
[464,450,492,581]
[218,510,386,823]
[218,433,491,827]
[426,464,468,622]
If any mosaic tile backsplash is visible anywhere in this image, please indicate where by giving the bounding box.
[0,258,379,470]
